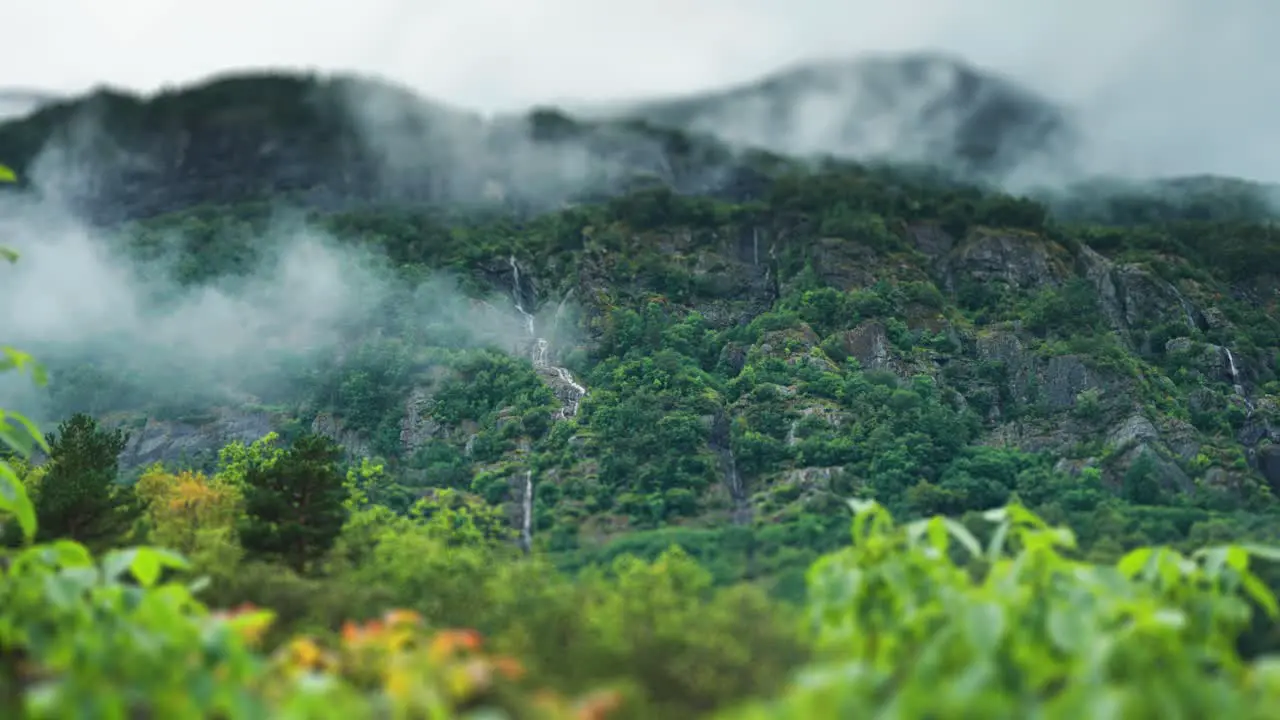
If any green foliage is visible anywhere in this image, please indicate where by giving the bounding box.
[8,99,1280,717]
[238,433,349,572]
[29,414,134,550]
[724,501,1280,718]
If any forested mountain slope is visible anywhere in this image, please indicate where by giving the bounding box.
[4,64,1280,718]
[6,68,1280,583]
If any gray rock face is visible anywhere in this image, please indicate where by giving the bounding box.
[1043,356,1096,409]
[399,386,443,455]
[1078,246,1203,351]
[943,230,1064,291]
[311,412,371,458]
[1107,414,1160,449]
[117,408,273,469]
[841,321,894,373]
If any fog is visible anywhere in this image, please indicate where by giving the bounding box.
[7,0,1280,182]
[0,187,559,424]
[2,0,1278,429]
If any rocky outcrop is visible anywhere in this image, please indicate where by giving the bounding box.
[839,321,896,373]
[942,230,1068,292]
[311,412,371,458]
[116,407,274,470]
[974,331,1106,411]
[1078,246,1203,350]
[399,386,444,455]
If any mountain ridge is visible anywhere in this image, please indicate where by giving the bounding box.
[4,54,1278,227]
[2,51,1280,589]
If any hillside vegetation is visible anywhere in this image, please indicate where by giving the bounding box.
[3,71,1280,718]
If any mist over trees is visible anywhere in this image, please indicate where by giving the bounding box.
[3,55,1280,717]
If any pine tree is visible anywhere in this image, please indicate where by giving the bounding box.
[35,413,134,549]
[238,433,348,572]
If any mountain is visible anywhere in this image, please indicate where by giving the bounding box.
[615,52,1078,182]
[0,71,773,224]
[3,56,1274,229]
[0,88,58,121]
[3,71,1279,572]
[5,54,1280,718]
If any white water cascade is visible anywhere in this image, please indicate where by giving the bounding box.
[519,470,533,554]
[506,256,590,552]
[1224,346,1255,414]
[1226,347,1243,394]
[507,255,588,419]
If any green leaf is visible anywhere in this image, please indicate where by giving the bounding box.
[1241,572,1280,618]
[0,246,16,263]
[0,461,37,541]
[130,548,162,587]
[0,164,15,183]
[1241,543,1280,564]
[1117,547,1155,578]
[102,546,191,587]
[101,547,138,582]
[942,518,981,558]
[45,540,93,567]
[964,601,1005,655]
[0,347,48,388]
[8,412,47,452]
[986,519,1010,561]
[0,416,37,456]
[131,547,191,587]
[1196,546,1229,578]
[1047,605,1087,653]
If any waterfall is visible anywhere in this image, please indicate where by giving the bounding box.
[722,446,750,525]
[710,413,750,525]
[519,470,533,555]
[1226,347,1243,394]
[508,255,536,336]
[507,255,588,419]
[1224,346,1255,414]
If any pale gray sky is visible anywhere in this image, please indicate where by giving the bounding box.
[6,0,1280,180]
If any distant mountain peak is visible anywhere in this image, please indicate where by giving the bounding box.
[0,88,60,121]
[615,51,1078,184]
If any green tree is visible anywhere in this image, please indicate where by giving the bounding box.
[33,413,134,549]
[238,433,349,573]
[1124,450,1165,505]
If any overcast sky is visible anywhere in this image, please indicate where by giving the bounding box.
[6,0,1280,180]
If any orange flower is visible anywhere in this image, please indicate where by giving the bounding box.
[428,629,483,662]
[341,620,364,645]
[492,655,525,681]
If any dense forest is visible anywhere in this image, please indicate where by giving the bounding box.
[3,70,1280,717]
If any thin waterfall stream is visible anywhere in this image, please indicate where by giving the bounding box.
[507,255,590,550]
